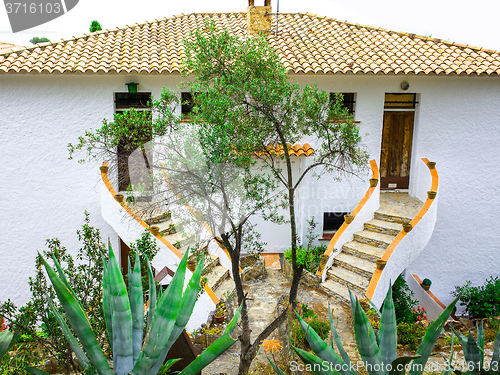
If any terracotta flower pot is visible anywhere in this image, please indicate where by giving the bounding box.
[369,178,378,187]
[427,190,437,199]
[344,214,354,224]
[214,311,227,323]
[403,223,413,232]
[376,259,386,270]
[427,161,436,169]
[187,260,197,272]
[149,226,160,236]
[422,284,431,291]
[100,165,109,173]
[114,194,124,203]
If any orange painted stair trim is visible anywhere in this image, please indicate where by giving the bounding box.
[100,162,219,304]
[365,158,439,300]
[317,159,379,276]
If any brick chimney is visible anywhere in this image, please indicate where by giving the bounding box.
[247,0,272,36]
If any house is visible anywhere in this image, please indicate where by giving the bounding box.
[1,1,499,326]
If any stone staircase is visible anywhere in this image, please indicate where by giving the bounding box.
[320,192,423,306]
[130,203,231,296]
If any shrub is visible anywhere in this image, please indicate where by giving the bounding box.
[0,212,107,373]
[89,20,102,32]
[397,322,427,350]
[284,244,326,274]
[392,275,418,323]
[29,37,49,44]
[452,277,500,319]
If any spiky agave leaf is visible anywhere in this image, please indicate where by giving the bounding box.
[48,298,90,368]
[379,287,397,366]
[130,252,144,365]
[328,304,354,373]
[178,302,243,375]
[477,321,485,369]
[102,255,113,353]
[148,254,206,375]
[131,251,188,374]
[294,311,352,375]
[388,356,421,375]
[42,257,112,375]
[105,245,134,374]
[0,329,14,359]
[293,346,342,375]
[491,327,500,369]
[145,255,156,334]
[409,296,459,375]
[353,298,384,375]
[267,355,287,375]
[465,331,481,371]
[441,331,455,375]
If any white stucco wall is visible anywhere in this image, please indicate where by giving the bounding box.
[1,72,500,317]
[0,73,181,307]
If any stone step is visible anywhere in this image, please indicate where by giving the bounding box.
[364,219,402,236]
[320,278,363,307]
[326,265,370,294]
[342,241,386,262]
[154,220,176,235]
[163,233,187,250]
[334,252,376,279]
[353,230,394,248]
[204,264,230,292]
[374,211,411,225]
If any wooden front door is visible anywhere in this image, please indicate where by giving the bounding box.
[380,111,415,189]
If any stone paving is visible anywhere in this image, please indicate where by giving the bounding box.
[202,268,358,375]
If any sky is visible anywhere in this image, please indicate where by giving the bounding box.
[1,0,500,51]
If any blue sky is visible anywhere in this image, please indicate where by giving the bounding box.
[1,0,499,51]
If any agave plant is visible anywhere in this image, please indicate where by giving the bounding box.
[269,287,458,375]
[0,328,16,359]
[27,245,240,375]
[449,321,500,374]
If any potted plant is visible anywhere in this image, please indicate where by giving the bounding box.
[214,302,227,323]
[376,259,386,270]
[403,222,412,232]
[427,190,437,199]
[114,194,124,203]
[422,278,432,291]
[369,178,378,187]
[427,161,436,169]
[149,226,160,236]
[344,214,354,224]
[99,165,109,173]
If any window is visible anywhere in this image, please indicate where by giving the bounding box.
[330,92,356,115]
[322,211,349,239]
[114,92,152,193]
[115,92,151,110]
[181,92,196,118]
[384,93,417,109]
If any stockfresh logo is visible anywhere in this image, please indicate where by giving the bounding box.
[4,0,78,33]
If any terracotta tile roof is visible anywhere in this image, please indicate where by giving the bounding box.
[1,12,499,75]
[0,42,21,54]
[255,143,314,157]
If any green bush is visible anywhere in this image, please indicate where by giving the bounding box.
[0,212,107,374]
[397,322,427,351]
[452,277,500,319]
[392,275,418,323]
[89,20,102,33]
[284,244,326,274]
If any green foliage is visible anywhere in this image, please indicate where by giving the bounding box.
[392,275,419,324]
[289,301,329,350]
[449,321,500,373]
[269,287,459,375]
[0,336,45,375]
[422,278,432,286]
[127,229,160,295]
[29,37,49,44]
[452,277,500,319]
[0,212,108,374]
[89,20,102,33]
[284,245,326,274]
[397,322,427,350]
[33,244,240,375]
